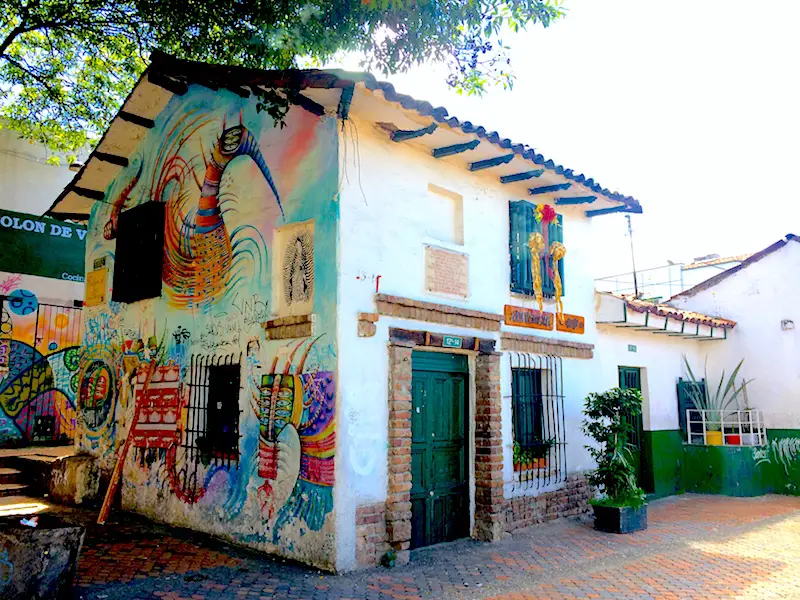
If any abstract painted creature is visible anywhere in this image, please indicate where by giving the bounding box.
[79,86,339,567]
[255,336,335,533]
[104,116,284,311]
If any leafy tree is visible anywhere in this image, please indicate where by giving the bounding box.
[582,387,646,507]
[0,0,564,157]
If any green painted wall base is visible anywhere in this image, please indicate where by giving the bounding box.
[642,429,800,499]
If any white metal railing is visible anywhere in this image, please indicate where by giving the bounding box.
[686,409,766,446]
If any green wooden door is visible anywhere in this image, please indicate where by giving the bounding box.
[618,367,644,486]
[411,352,469,549]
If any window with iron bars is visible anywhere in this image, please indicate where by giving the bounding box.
[509,353,566,491]
[184,353,242,467]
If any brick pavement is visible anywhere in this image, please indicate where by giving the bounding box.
[71,494,800,600]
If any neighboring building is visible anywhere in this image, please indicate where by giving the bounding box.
[672,234,800,434]
[0,129,85,446]
[0,125,84,215]
[46,52,648,571]
[596,253,752,302]
[594,235,800,499]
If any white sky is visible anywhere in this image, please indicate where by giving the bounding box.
[337,0,800,275]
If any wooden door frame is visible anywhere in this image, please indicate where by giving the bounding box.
[409,351,469,549]
[385,327,500,564]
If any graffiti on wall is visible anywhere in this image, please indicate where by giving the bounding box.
[0,287,81,444]
[79,85,339,565]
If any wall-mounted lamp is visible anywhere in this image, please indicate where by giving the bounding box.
[781,319,794,331]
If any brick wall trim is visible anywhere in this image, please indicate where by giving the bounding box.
[500,331,594,359]
[376,294,503,331]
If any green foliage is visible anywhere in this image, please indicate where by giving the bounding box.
[0,0,565,154]
[682,355,752,432]
[582,387,646,508]
[513,437,554,464]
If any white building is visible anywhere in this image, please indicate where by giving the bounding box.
[47,51,771,572]
[594,235,800,498]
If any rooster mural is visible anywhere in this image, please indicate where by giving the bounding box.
[105,114,282,310]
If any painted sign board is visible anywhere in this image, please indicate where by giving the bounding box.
[504,305,554,331]
[556,314,585,334]
[85,268,108,307]
[442,335,463,349]
[0,209,86,281]
[424,245,469,298]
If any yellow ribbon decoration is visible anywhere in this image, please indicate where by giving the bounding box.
[527,232,546,312]
[550,241,566,322]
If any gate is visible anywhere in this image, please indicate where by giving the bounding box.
[0,295,82,446]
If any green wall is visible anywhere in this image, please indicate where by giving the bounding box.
[642,428,800,499]
[641,430,684,499]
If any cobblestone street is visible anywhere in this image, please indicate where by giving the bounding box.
[72,494,800,600]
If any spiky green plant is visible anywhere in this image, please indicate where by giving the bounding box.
[682,355,753,432]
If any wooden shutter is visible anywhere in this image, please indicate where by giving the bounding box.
[509,200,541,295]
[549,214,565,297]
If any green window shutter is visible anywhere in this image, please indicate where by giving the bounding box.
[509,201,541,295]
[551,214,565,297]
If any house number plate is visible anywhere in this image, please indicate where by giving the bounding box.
[442,335,463,349]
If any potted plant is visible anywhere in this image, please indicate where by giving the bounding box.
[682,356,752,446]
[512,441,531,472]
[583,387,647,534]
[530,437,555,469]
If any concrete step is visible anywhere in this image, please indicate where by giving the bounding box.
[0,468,22,485]
[0,483,29,498]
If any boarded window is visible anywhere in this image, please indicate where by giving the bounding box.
[111,202,165,303]
[426,184,464,245]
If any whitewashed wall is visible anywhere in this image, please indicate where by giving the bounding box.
[593,324,706,432]
[336,116,609,568]
[672,239,800,429]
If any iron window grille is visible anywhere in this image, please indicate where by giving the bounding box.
[509,353,567,491]
[111,201,165,303]
[184,353,242,467]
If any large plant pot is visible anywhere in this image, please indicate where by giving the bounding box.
[706,431,723,446]
[725,434,741,446]
[592,503,648,534]
[0,514,85,599]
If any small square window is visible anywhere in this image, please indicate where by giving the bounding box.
[111,202,165,303]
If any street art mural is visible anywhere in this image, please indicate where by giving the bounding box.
[0,284,81,445]
[79,85,339,568]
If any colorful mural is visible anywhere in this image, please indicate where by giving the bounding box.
[0,286,82,445]
[79,85,339,568]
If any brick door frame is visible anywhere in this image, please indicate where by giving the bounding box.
[385,328,501,564]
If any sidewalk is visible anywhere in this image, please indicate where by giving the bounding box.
[71,494,800,600]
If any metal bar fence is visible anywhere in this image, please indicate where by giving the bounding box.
[509,353,567,491]
[686,409,766,446]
